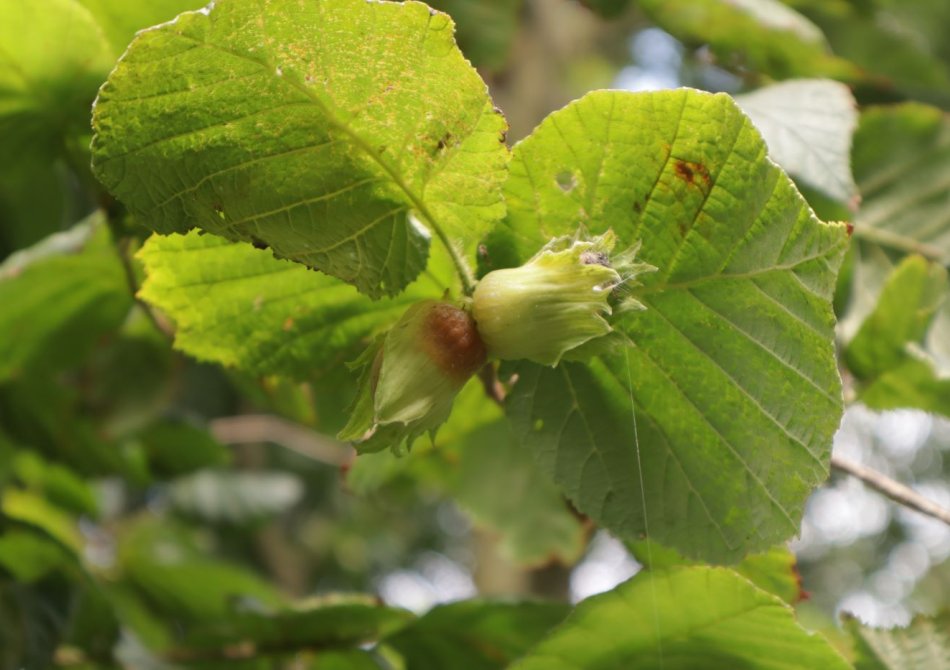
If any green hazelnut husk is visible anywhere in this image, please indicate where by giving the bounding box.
[472,229,653,366]
[339,300,486,453]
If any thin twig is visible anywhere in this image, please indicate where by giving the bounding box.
[209,414,353,466]
[108,228,172,338]
[850,224,948,263]
[831,454,950,526]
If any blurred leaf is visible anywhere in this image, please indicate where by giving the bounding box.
[0,159,69,258]
[91,0,508,298]
[512,566,850,669]
[0,580,70,670]
[1,489,82,552]
[0,214,132,381]
[630,539,804,605]
[846,612,950,670]
[0,528,76,583]
[168,470,303,525]
[0,379,149,482]
[77,0,208,56]
[580,0,633,19]
[62,582,121,660]
[106,583,176,651]
[348,381,585,565]
[789,0,950,108]
[851,103,950,263]
[858,359,950,418]
[0,0,111,256]
[186,595,413,652]
[846,255,945,379]
[12,451,99,517]
[428,0,522,71]
[737,79,858,205]
[384,600,569,670]
[0,0,112,156]
[138,230,451,380]
[453,420,585,565]
[844,255,950,415]
[84,308,177,436]
[498,89,847,562]
[137,421,231,479]
[927,300,950,376]
[300,650,394,670]
[635,0,856,80]
[119,519,283,622]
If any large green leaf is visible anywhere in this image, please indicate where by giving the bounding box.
[0,214,132,381]
[511,566,849,670]
[384,600,569,670]
[91,0,508,298]
[428,0,522,71]
[497,89,847,562]
[847,612,950,670]
[138,230,450,378]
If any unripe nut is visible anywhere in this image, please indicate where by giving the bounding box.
[339,300,485,452]
[472,230,626,366]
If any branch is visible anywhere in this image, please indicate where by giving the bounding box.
[850,224,947,263]
[209,414,353,466]
[831,454,950,526]
[104,216,173,339]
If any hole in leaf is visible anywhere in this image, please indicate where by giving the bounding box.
[556,171,577,192]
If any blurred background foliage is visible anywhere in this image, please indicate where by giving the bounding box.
[2,0,950,667]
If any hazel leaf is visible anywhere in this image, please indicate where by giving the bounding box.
[92,0,508,298]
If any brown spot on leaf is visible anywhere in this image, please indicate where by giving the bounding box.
[282,317,294,331]
[250,236,267,250]
[674,159,711,189]
[846,222,855,237]
[436,132,452,151]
